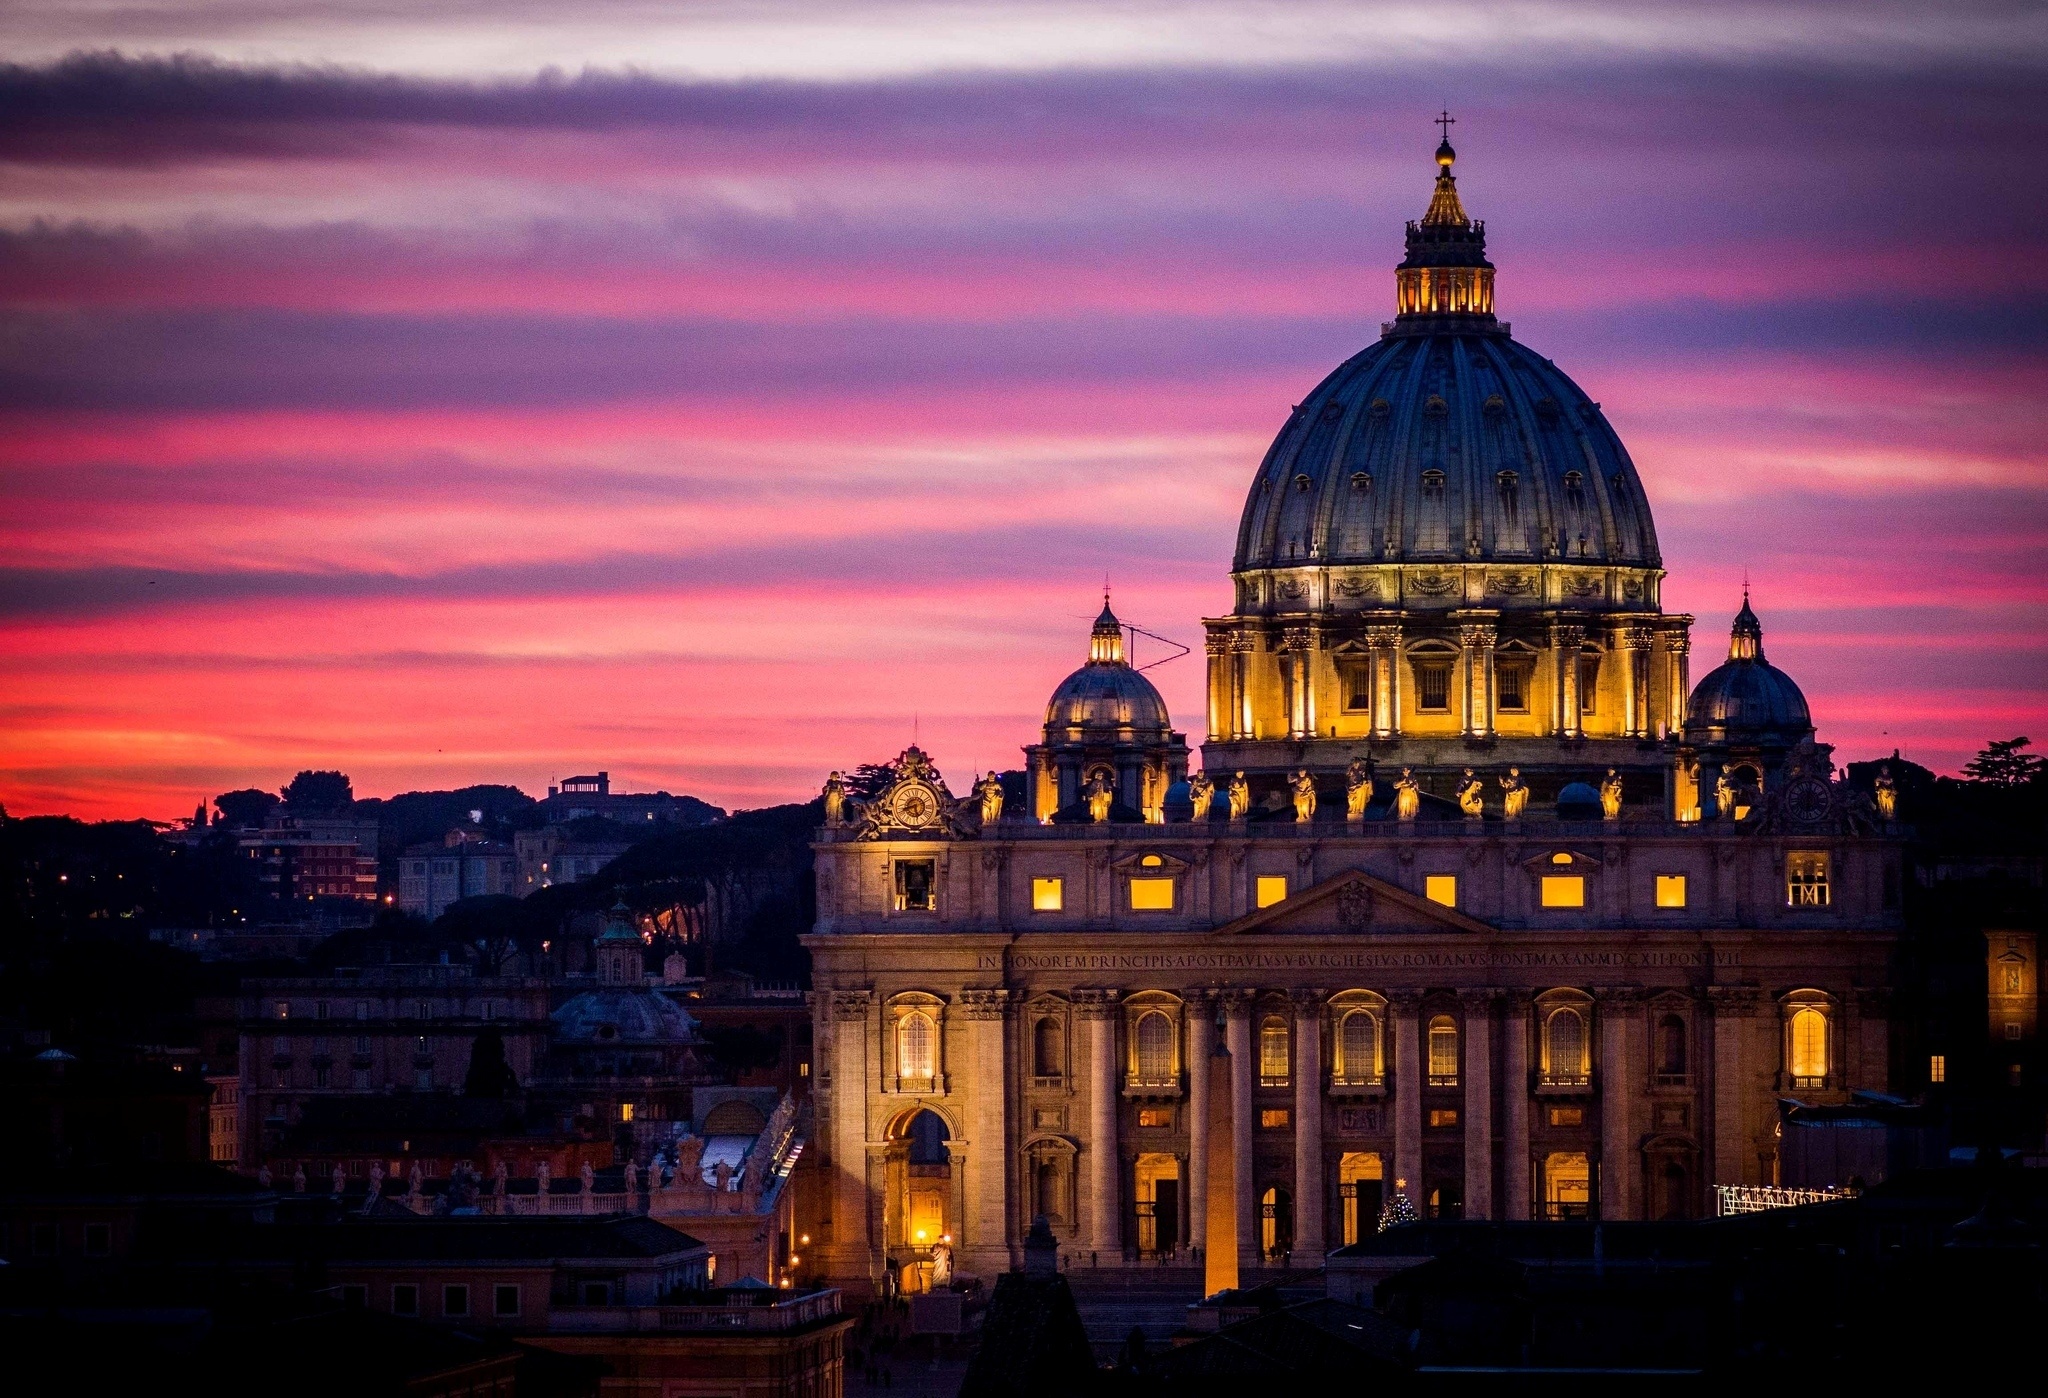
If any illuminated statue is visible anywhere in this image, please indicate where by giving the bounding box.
[623,1160,639,1194]
[1189,771,1215,821]
[930,1236,953,1287]
[822,771,847,825]
[1600,768,1624,821]
[1345,758,1374,819]
[1087,772,1114,823]
[1227,771,1251,821]
[1499,767,1528,820]
[1456,768,1484,818]
[1291,769,1317,823]
[1874,763,1897,821]
[975,771,1005,825]
[1714,771,1736,818]
[1394,768,1421,821]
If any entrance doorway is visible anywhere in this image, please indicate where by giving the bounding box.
[1134,1152,1181,1255]
[1338,1152,1384,1244]
[889,1108,952,1289]
[1260,1186,1293,1259]
[1544,1151,1590,1220]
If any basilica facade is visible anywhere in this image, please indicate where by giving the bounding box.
[803,136,1903,1294]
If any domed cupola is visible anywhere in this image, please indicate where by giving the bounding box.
[1684,594,1812,744]
[1025,597,1189,824]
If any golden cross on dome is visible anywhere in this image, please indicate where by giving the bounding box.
[1436,109,1455,143]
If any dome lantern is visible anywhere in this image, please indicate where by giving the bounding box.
[1089,595,1126,665]
[1397,117,1494,322]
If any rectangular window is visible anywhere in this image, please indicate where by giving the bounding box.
[352,1069,370,1090]
[315,1001,328,1020]
[391,1284,419,1317]
[443,1284,470,1318]
[2006,1022,2023,1041]
[274,1001,290,1020]
[893,859,937,912]
[82,1223,112,1257]
[1929,1054,1947,1084]
[1137,1108,1172,1129]
[1547,1106,1585,1128]
[1540,875,1586,908]
[1255,875,1289,909]
[31,1222,58,1257]
[1496,665,1527,713]
[580,1281,612,1306]
[356,1000,370,1020]
[1786,852,1832,908]
[1259,1109,1290,1129]
[1424,875,1457,908]
[1344,666,1373,712]
[339,1284,367,1308]
[1416,662,1451,712]
[620,1103,635,1122]
[313,1065,329,1088]
[1427,1108,1460,1129]
[494,1284,521,1317]
[355,1035,370,1053]
[1128,878,1175,911]
[1655,875,1687,908]
[1578,656,1600,714]
[1031,877,1064,912]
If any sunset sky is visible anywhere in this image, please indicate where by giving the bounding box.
[2,1,2044,821]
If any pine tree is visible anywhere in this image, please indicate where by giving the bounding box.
[1962,737,2046,787]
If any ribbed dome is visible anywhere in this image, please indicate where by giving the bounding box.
[1235,331,1660,572]
[552,988,698,1045]
[1685,597,1812,741]
[1043,600,1173,736]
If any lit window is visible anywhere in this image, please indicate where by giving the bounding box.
[1497,665,1526,712]
[1128,877,1175,910]
[1256,876,1289,909]
[1134,1011,1174,1083]
[897,1010,936,1083]
[1259,1109,1290,1129]
[275,1001,290,1020]
[1428,1108,1459,1128]
[1788,1005,1828,1085]
[620,1103,634,1123]
[893,859,937,912]
[1260,1015,1290,1085]
[1786,852,1831,908]
[1427,1015,1459,1085]
[1337,1010,1381,1083]
[1541,876,1586,908]
[1655,875,1687,908]
[1547,1106,1584,1127]
[1424,875,1457,907]
[1138,1108,1171,1129]
[1031,877,1064,912]
[1542,1008,1588,1085]
[1416,662,1451,712]
[1929,1054,1946,1084]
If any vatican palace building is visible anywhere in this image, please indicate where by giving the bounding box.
[802,134,1903,1295]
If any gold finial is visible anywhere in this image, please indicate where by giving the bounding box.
[1435,109,1456,168]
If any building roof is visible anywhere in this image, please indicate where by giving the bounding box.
[204,1214,706,1263]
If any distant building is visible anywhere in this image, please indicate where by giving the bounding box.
[515,826,634,895]
[400,829,517,919]
[239,811,379,906]
[542,771,723,827]
[207,1073,240,1165]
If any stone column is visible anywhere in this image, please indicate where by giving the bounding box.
[1502,997,1531,1221]
[1230,635,1254,739]
[827,991,874,1275]
[1224,993,1256,1262]
[1076,990,1123,1256]
[960,989,1012,1274]
[1663,630,1691,738]
[1620,625,1653,738]
[1204,633,1228,742]
[1368,625,1402,738]
[1598,989,1639,1219]
[1291,989,1326,1256]
[1552,623,1586,739]
[1459,990,1495,1221]
[1708,986,1762,1189]
[1459,621,1496,740]
[1187,993,1216,1256]
[1390,991,1423,1213]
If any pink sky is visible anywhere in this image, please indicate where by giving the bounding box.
[2,11,2045,820]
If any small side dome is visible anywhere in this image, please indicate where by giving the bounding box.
[1043,598,1173,737]
[1556,782,1601,818]
[1685,595,1813,742]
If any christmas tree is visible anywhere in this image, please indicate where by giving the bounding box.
[1377,1190,1418,1232]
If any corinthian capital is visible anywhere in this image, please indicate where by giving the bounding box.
[958,989,1013,1021]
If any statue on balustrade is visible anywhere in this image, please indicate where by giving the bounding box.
[1499,767,1528,820]
[1228,771,1251,821]
[1874,763,1898,821]
[1600,769,1624,821]
[1456,769,1484,818]
[1086,771,1113,823]
[1394,768,1421,821]
[1345,758,1374,819]
[1291,769,1317,822]
[974,771,1005,824]
[822,771,847,825]
[1189,770,1215,821]
[1714,771,1736,818]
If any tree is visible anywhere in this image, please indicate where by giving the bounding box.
[1962,738,2046,788]
[282,770,355,810]
[213,788,279,830]
[463,1025,519,1098]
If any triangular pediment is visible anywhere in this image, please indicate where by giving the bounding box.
[1212,868,1494,937]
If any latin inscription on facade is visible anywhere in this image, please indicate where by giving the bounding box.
[985,948,1736,973]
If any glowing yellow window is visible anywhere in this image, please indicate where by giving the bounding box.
[1929,1054,1946,1084]
[1258,1109,1290,1129]
[1031,877,1064,912]
[1655,875,1687,908]
[1424,875,1457,907]
[1540,875,1586,908]
[1255,876,1289,909]
[620,1103,634,1123]
[1128,877,1175,910]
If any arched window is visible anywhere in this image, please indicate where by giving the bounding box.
[1542,1008,1587,1085]
[1351,471,1373,493]
[1294,473,1313,494]
[1135,1011,1174,1085]
[1338,1010,1381,1083]
[1789,1006,1828,1085]
[1657,1015,1687,1080]
[1260,1186,1294,1258]
[1260,1015,1290,1085]
[897,1010,936,1084]
[1421,469,1446,502]
[1427,1015,1459,1085]
[1033,1017,1063,1079]
[1563,470,1585,509]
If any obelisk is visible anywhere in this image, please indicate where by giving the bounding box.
[1203,1033,1237,1298]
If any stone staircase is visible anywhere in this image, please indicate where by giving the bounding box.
[1061,1266,1206,1357]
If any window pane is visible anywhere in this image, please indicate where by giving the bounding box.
[1789,1007,1827,1080]
[1540,876,1585,908]
[1417,664,1450,711]
[1544,1009,1585,1080]
[1255,876,1289,909]
[1128,877,1175,910]
[1339,1011,1379,1080]
[1260,1016,1289,1081]
[899,1011,935,1080]
[1136,1012,1173,1081]
[1497,666,1525,711]
[1424,875,1457,907]
[1655,875,1687,908]
[1428,1016,1458,1081]
[1031,877,1063,911]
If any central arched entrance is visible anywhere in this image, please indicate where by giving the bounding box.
[886,1108,952,1293]
[1133,1152,1181,1257]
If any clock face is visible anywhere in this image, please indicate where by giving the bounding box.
[890,784,938,828]
[1784,777,1832,824]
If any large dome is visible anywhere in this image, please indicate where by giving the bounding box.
[553,987,698,1045]
[1043,601,1174,737]
[1234,332,1660,573]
